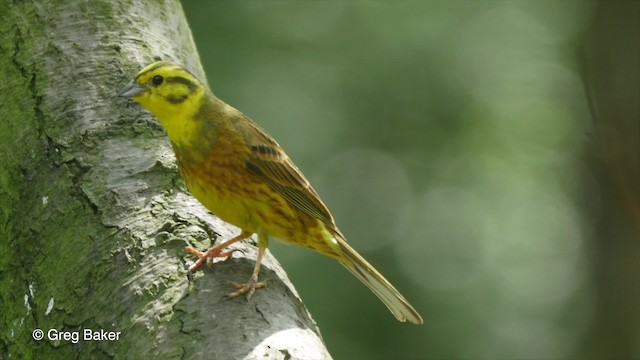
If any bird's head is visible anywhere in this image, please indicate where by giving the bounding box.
[119,61,206,122]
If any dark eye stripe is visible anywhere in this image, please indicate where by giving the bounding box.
[165,76,198,92]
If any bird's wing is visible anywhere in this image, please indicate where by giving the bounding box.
[235,115,338,232]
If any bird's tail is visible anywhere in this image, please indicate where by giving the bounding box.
[334,235,423,324]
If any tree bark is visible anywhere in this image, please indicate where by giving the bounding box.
[0,1,330,358]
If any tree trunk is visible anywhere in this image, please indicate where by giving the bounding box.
[0,1,330,358]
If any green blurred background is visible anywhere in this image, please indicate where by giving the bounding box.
[181,1,639,359]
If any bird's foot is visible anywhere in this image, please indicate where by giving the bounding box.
[225,275,267,299]
[184,246,241,272]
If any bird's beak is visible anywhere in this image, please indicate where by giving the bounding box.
[118,81,145,98]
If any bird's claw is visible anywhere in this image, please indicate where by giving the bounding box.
[224,277,267,299]
[184,246,240,272]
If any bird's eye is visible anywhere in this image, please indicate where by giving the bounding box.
[152,75,164,86]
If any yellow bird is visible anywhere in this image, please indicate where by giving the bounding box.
[119,61,423,324]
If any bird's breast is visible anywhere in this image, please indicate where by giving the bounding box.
[172,134,343,261]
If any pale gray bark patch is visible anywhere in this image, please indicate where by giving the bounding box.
[0,0,330,358]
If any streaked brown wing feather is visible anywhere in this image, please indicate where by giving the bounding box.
[234,116,337,231]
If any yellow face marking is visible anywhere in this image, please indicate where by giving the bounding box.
[127,62,206,147]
